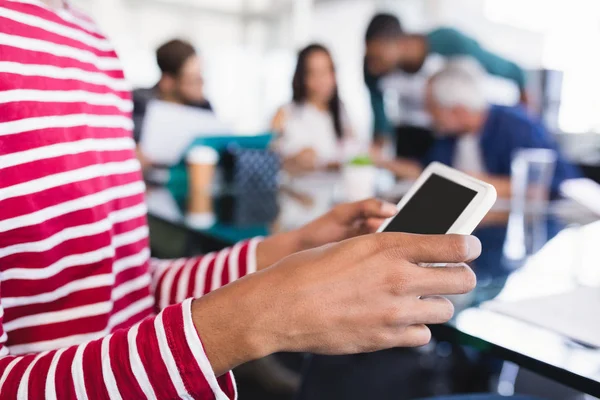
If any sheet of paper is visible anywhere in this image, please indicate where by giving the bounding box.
[561,178,600,217]
[140,100,230,165]
[484,287,600,348]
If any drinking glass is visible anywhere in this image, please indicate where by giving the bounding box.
[503,149,557,263]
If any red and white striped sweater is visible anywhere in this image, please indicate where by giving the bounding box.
[0,1,256,398]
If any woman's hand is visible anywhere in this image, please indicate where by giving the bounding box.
[295,198,398,249]
[256,199,397,270]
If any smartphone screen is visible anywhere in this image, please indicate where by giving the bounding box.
[383,173,478,234]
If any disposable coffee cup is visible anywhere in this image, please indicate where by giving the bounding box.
[188,191,214,216]
[187,146,218,191]
[186,146,218,215]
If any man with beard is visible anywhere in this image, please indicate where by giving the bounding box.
[133,39,214,166]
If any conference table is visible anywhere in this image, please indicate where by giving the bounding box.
[145,171,600,397]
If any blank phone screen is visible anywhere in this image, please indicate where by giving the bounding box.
[383,174,478,234]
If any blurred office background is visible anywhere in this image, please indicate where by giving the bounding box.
[72,0,600,161]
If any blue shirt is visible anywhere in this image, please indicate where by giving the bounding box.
[422,105,580,193]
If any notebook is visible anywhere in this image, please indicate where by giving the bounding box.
[560,178,600,217]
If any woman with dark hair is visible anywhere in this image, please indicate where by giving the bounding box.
[272,44,355,175]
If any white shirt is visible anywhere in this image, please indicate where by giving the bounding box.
[276,102,355,165]
[453,134,486,175]
[378,55,445,128]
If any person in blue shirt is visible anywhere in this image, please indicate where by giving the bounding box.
[380,60,580,198]
[364,13,528,159]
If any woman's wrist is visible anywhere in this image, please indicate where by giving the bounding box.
[256,230,306,271]
[191,274,284,376]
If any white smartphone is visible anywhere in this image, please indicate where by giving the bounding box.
[377,162,497,235]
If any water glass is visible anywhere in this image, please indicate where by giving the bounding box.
[503,149,557,263]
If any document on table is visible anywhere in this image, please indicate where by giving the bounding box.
[140,100,230,165]
[560,178,600,217]
[483,287,600,348]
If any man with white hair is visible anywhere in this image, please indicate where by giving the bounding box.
[381,60,580,197]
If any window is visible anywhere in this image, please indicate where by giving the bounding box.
[486,0,600,133]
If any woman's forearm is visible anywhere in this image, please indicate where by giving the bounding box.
[255,230,304,271]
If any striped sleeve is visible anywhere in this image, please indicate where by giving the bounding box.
[0,299,235,399]
[150,237,262,311]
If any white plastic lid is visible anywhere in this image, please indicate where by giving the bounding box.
[186,146,219,165]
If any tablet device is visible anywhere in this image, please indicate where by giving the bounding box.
[377,162,497,235]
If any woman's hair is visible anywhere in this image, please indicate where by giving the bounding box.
[292,44,343,139]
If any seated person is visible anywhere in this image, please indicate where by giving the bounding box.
[272,44,355,175]
[134,39,213,168]
[380,61,580,197]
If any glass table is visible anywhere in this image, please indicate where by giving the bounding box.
[146,172,600,396]
[432,219,600,397]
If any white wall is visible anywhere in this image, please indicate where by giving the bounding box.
[483,0,600,133]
